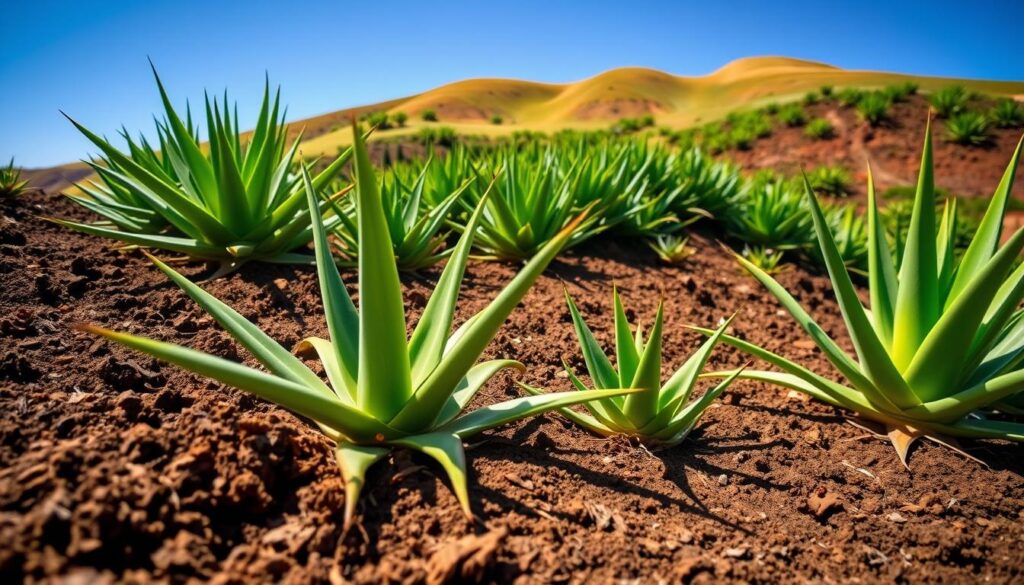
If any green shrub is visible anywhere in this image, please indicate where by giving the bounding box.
[366,111,391,129]
[729,126,756,150]
[929,85,969,118]
[989,98,1024,128]
[777,103,806,127]
[763,102,780,115]
[837,88,864,107]
[807,165,852,196]
[804,118,835,140]
[422,109,438,122]
[490,114,503,125]
[417,126,457,147]
[857,92,892,126]
[393,111,408,127]
[803,91,821,105]
[945,111,990,145]
[819,85,834,98]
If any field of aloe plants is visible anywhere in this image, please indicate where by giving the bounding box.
[2,71,1024,583]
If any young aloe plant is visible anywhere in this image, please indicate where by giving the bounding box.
[648,234,694,264]
[0,158,29,198]
[51,64,351,274]
[702,124,1024,466]
[76,124,633,526]
[521,287,742,446]
[323,158,474,271]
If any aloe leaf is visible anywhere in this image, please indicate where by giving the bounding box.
[732,252,899,411]
[335,443,389,529]
[407,179,494,387]
[564,288,619,389]
[149,62,217,203]
[391,432,471,518]
[443,387,640,438]
[903,229,1024,401]
[624,301,664,426]
[351,123,411,419]
[613,286,640,387]
[562,359,632,428]
[145,253,340,397]
[432,359,524,427]
[303,166,359,396]
[906,369,1024,423]
[518,383,615,436]
[46,218,224,257]
[294,337,355,403]
[391,210,594,432]
[803,176,918,409]
[864,163,897,348]
[651,367,744,444]
[891,123,939,370]
[78,325,386,441]
[948,418,1024,441]
[946,136,1023,306]
[935,198,958,298]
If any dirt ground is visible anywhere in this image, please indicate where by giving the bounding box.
[1,190,1022,584]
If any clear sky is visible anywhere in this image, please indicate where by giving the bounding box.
[3,0,1022,168]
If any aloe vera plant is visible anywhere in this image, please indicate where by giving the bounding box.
[324,159,473,270]
[461,145,606,259]
[522,288,740,445]
[52,66,351,273]
[0,158,29,198]
[704,125,1024,465]
[648,234,694,263]
[76,125,632,526]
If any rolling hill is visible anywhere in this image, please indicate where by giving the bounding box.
[27,56,1024,192]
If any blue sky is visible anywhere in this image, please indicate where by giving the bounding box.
[3,0,1022,168]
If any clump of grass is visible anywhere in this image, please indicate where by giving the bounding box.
[777,104,806,127]
[807,165,852,196]
[490,114,503,125]
[522,288,740,446]
[929,85,969,118]
[857,92,892,126]
[945,111,990,146]
[989,99,1024,128]
[804,118,835,140]
[704,125,1024,466]
[819,85,834,98]
[421,109,438,122]
[392,111,408,127]
[803,91,821,105]
[0,158,29,198]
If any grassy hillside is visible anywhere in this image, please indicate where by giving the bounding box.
[29,56,1024,192]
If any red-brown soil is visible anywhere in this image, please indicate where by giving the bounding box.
[721,94,1024,201]
[1,192,1022,584]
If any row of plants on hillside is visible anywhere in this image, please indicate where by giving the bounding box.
[53,71,985,282]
